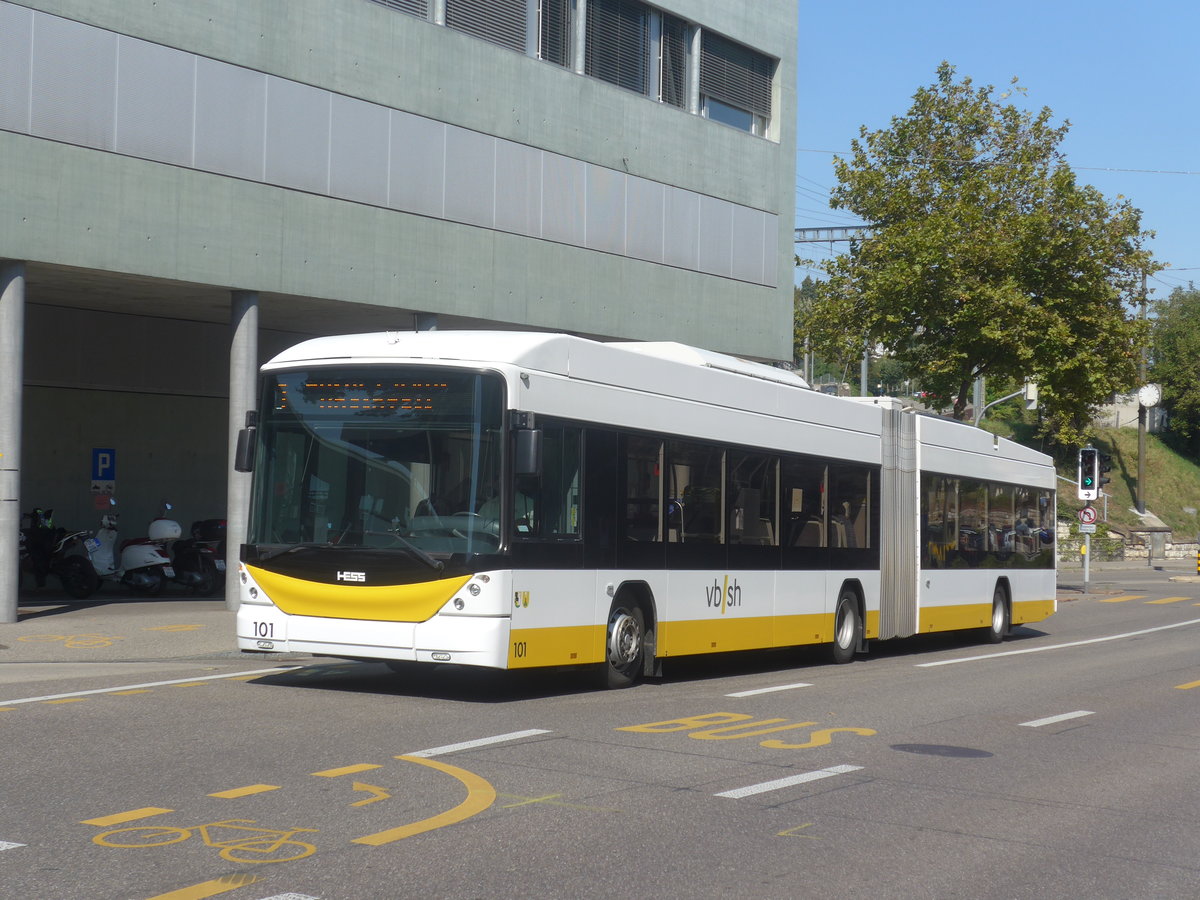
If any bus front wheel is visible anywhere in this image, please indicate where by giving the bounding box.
[983,585,1010,644]
[603,600,645,689]
[830,590,862,665]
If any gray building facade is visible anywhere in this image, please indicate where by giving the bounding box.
[0,0,798,617]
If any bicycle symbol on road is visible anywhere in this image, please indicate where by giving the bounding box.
[18,633,124,649]
[92,818,317,864]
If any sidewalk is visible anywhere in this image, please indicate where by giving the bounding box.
[2,585,244,664]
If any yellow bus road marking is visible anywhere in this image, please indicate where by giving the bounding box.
[0,666,302,706]
[353,755,496,846]
[1099,595,1145,603]
[312,763,383,778]
[81,808,174,827]
[716,765,863,799]
[1147,597,1189,605]
[208,785,281,799]
[917,618,1200,667]
[1175,680,1200,690]
[144,873,260,900]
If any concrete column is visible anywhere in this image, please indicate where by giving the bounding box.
[0,262,25,624]
[225,290,258,611]
[571,0,587,75]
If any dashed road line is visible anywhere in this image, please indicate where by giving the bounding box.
[0,840,26,851]
[917,618,1200,667]
[208,785,281,799]
[81,808,174,827]
[1175,679,1200,690]
[1146,597,1189,605]
[1099,595,1146,603]
[0,666,302,707]
[726,682,813,698]
[715,765,863,799]
[406,729,551,758]
[1020,710,1095,728]
[144,874,261,900]
[311,763,382,778]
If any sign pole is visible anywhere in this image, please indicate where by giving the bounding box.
[1083,533,1091,589]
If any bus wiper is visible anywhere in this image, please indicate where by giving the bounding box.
[256,542,334,562]
[388,531,446,572]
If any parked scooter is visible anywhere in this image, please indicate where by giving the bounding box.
[158,503,220,595]
[19,507,100,599]
[88,501,175,595]
[172,516,226,596]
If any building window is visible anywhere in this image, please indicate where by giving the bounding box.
[658,13,687,108]
[539,0,571,67]
[365,0,429,17]
[585,0,649,94]
[445,0,528,53]
[700,30,773,134]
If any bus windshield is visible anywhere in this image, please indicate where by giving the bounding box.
[248,366,505,559]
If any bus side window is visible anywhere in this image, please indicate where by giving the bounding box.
[623,435,662,542]
[782,458,826,548]
[728,452,778,545]
[514,424,581,538]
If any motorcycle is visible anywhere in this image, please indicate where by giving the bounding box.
[160,504,222,596]
[19,507,100,600]
[87,501,175,595]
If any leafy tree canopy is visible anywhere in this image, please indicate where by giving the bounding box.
[1152,284,1200,449]
[799,62,1158,446]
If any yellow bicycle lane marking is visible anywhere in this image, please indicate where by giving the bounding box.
[145,873,261,900]
[352,754,497,846]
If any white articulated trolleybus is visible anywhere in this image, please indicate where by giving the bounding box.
[234,331,1057,686]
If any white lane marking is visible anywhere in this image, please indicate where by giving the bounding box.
[1020,710,1095,728]
[0,841,26,851]
[0,667,302,706]
[715,765,863,799]
[916,618,1200,668]
[407,729,552,758]
[726,682,813,698]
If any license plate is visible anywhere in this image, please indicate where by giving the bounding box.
[214,560,226,572]
[162,567,175,578]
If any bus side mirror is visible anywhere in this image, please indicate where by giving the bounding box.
[515,428,542,477]
[234,410,258,473]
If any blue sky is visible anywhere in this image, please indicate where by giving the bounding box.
[794,0,1200,299]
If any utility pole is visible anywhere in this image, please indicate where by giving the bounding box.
[794,226,875,397]
[1137,271,1147,515]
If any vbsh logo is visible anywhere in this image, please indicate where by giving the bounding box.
[704,576,742,614]
[336,571,366,583]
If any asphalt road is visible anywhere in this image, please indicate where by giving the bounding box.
[2,566,1198,900]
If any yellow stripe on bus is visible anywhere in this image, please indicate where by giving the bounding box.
[246,565,470,622]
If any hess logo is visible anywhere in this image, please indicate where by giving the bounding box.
[336,571,366,583]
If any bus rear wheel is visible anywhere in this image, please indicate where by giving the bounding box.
[830,589,861,665]
[603,600,645,689]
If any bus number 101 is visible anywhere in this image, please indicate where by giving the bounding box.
[512,641,528,659]
[252,621,275,639]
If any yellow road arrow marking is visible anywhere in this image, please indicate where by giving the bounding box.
[350,782,391,806]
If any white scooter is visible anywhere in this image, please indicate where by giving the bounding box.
[86,500,176,595]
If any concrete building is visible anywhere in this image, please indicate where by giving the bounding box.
[1,0,798,618]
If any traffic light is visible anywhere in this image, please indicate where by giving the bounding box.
[1098,452,1112,489]
[1078,447,1100,501]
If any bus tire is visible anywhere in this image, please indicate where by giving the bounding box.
[603,599,645,689]
[830,588,861,665]
[983,584,1010,644]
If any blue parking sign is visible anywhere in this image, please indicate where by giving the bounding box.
[92,448,116,481]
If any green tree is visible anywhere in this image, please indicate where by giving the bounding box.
[1152,284,1200,450]
[799,62,1157,446]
